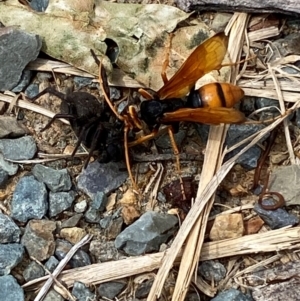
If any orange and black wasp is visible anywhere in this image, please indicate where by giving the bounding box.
[93,32,246,192]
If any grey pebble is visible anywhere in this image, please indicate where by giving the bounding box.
[0,213,21,243]
[0,243,24,276]
[115,211,178,256]
[0,136,37,160]
[0,275,24,301]
[32,164,72,192]
[11,175,48,223]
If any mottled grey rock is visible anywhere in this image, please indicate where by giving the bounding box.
[72,281,96,301]
[0,136,37,160]
[211,288,253,301]
[78,161,128,199]
[98,281,127,299]
[55,239,91,268]
[44,256,59,273]
[135,279,154,298]
[0,153,18,175]
[61,213,83,229]
[0,275,24,301]
[24,82,39,98]
[23,261,45,282]
[44,289,64,301]
[0,116,28,138]
[84,207,100,224]
[0,243,24,276]
[269,165,300,206]
[32,164,72,192]
[254,201,299,229]
[21,220,56,261]
[198,260,227,282]
[89,240,118,262]
[225,124,266,170]
[29,0,49,12]
[0,167,8,188]
[12,70,32,93]
[0,27,41,91]
[0,213,20,243]
[85,190,111,223]
[115,211,178,255]
[91,191,108,212]
[99,216,112,229]
[48,191,76,217]
[11,175,48,223]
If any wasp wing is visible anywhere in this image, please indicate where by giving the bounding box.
[157,32,229,100]
[160,107,246,124]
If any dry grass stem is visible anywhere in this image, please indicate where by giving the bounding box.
[23,227,300,292]
[268,65,296,164]
[0,93,70,125]
[248,27,280,42]
[26,58,143,88]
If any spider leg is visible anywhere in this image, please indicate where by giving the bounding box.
[71,117,100,161]
[41,114,76,132]
[81,121,105,169]
[27,87,66,103]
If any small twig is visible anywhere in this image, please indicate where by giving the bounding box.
[268,65,296,164]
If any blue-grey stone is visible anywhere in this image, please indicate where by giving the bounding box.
[11,175,48,223]
[48,191,76,217]
[198,260,226,282]
[211,288,253,301]
[254,201,299,229]
[24,83,39,98]
[91,191,108,212]
[0,243,24,276]
[29,0,49,12]
[44,256,59,273]
[0,27,41,91]
[32,164,72,192]
[115,211,178,255]
[98,281,126,299]
[23,261,45,282]
[0,213,20,243]
[78,161,128,199]
[0,275,24,301]
[0,153,18,175]
[0,136,37,160]
[0,116,28,138]
[0,167,9,188]
[44,289,64,301]
[12,70,32,93]
[72,281,96,301]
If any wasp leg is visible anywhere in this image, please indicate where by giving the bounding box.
[124,125,139,192]
[161,33,174,84]
[167,127,186,201]
[127,127,170,148]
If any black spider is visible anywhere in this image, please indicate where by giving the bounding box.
[28,87,123,167]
